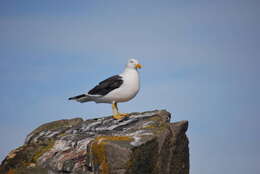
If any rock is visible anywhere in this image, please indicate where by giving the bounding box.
[0,110,189,174]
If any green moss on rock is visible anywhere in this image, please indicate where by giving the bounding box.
[0,139,55,174]
[32,139,55,162]
[28,118,83,141]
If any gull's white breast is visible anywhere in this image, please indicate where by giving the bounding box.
[94,69,140,103]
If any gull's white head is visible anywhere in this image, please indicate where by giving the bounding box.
[126,58,142,70]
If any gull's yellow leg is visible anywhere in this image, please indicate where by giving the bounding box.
[112,102,128,120]
[112,102,118,116]
[115,103,128,117]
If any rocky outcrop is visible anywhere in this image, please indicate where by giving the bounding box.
[0,110,189,174]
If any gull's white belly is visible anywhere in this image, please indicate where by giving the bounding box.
[104,84,139,102]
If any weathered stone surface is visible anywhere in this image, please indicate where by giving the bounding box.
[0,110,189,174]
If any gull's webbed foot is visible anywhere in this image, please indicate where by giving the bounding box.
[113,113,129,120]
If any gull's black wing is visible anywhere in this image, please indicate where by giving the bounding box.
[88,75,123,96]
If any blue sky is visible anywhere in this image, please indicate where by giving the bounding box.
[0,0,259,173]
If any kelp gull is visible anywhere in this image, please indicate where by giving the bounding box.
[69,59,142,120]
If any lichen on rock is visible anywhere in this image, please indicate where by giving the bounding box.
[0,110,189,174]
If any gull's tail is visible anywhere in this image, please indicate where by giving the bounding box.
[68,94,92,103]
